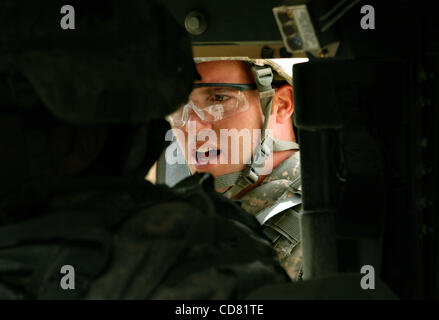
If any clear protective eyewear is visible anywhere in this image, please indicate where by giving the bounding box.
[168,83,256,127]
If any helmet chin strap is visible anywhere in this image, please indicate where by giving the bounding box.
[214,65,299,198]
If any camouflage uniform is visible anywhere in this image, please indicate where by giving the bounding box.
[0,175,289,299]
[240,151,303,281]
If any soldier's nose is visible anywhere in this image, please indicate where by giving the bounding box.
[184,109,212,133]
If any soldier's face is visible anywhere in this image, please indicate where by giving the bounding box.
[172,61,265,179]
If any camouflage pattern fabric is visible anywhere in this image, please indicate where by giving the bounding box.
[0,175,289,299]
[240,151,303,281]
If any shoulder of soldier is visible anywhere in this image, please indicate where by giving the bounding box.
[87,175,288,299]
[0,176,288,299]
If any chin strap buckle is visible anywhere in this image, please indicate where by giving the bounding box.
[253,67,274,90]
[245,167,259,184]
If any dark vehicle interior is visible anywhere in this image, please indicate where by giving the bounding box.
[0,0,437,301]
[157,0,439,299]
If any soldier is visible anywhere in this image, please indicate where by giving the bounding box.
[0,1,289,299]
[168,57,304,281]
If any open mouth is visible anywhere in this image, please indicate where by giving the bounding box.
[195,149,221,165]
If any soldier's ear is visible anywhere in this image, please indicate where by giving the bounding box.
[273,84,294,124]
